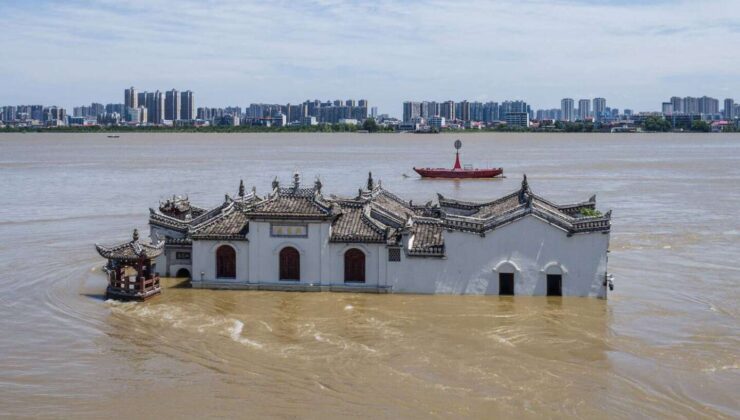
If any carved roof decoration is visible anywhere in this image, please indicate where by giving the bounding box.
[143,174,610,251]
[95,229,164,261]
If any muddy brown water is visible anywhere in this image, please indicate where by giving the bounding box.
[0,133,738,418]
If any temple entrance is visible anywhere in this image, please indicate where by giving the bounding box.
[499,272,514,296]
[279,247,300,280]
[547,274,562,296]
[175,268,191,278]
[216,245,236,279]
[344,248,366,283]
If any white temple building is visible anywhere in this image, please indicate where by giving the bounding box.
[145,173,612,298]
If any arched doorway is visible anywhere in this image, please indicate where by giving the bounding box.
[344,248,365,283]
[279,247,300,280]
[175,268,191,278]
[546,266,563,296]
[496,262,517,296]
[216,245,236,279]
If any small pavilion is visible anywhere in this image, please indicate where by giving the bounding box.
[95,229,164,301]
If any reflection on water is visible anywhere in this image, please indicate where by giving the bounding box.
[0,133,738,418]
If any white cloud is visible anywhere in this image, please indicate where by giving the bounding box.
[1,0,739,114]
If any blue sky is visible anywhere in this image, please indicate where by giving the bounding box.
[1,0,739,115]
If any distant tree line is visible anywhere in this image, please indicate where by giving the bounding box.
[0,118,395,134]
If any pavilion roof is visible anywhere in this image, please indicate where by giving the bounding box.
[95,229,163,261]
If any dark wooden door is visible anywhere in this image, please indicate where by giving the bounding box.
[499,273,514,295]
[547,274,562,296]
[216,245,236,278]
[279,247,300,280]
[344,248,366,283]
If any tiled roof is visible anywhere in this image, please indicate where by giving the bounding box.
[138,174,609,254]
[191,209,249,240]
[95,230,164,261]
[249,182,333,219]
[330,201,387,243]
[408,218,445,256]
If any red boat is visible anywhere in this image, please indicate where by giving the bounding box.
[413,140,503,179]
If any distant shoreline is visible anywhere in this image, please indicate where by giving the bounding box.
[0,126,732,134]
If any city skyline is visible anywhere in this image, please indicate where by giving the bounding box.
[2,0,740,115]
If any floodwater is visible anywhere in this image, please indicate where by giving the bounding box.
[0,133,738,418]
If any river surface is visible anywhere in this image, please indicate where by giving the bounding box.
[0,133,738,418]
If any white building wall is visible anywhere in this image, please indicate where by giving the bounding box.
[325,243,383,286]
[149,225,189,277]
[388,215,608,297]
[192,239,249,283]
[188,214,608,297]
[246,220,329,283]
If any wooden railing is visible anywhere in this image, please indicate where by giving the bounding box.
[109,274,161,294]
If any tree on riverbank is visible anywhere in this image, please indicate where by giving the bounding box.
[641,116,672,132]
[690,120,711,132]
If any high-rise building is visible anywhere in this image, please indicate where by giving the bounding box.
[440,101,455,120]
[370,107,378,118]
[593,98,606,121]
[483,102,499,122]
[2,106,17,122]
[145,91,164,124]
[165,89,181,121]
[662,102,674,115]
[699,96,719,115]
[723,99,735,119]
[402,101,421,122]
[670,96,683,114]
[180,91,194,120]
[124,87,138,109]
[578,99,591,121]
[137,92,147,110]
[358,99,368,108]
[683,97,699,114]
[459,100,471,121]
[561,98,574,122]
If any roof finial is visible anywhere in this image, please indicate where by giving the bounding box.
[272,177,279,190]
[519,174,532,205]
[314,176,322,193]
[367,171,374,190]
[252,185,257,195]
[293,171,300,188]
[238,179,245,197]
[132,228,139,242]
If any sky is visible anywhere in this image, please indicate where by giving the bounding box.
[1,0,740,116]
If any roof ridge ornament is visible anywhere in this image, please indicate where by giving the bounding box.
[314,176,322,193]
[519,174,532,205]
[293,172,300,189]
[132,228,139,242]
[367,171,374,191]
[238,179,245,197]
[272,177,279,190]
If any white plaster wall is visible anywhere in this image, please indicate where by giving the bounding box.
[192,240,249,283]
[247,220,330,283]
[387,215,609,297]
